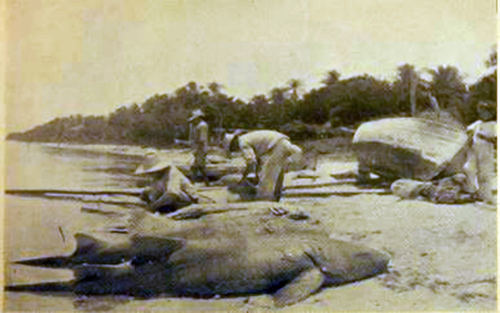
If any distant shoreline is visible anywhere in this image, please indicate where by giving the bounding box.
[5,134,356,161]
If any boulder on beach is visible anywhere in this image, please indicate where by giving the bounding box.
[352,117,469,181]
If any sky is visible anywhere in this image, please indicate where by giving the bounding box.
[4,0,497,132]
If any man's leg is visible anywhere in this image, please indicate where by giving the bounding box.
[257,141,291,201]
[474,138,495,204]
[461,142,479,194]
[194,148,209,186]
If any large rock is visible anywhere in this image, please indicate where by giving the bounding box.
[352,117,469,181]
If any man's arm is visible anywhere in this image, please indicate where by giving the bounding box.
[240,145,257,181]
[195,122,208,145]
[477,131,497,145]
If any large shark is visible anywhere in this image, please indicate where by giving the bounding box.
[8,203,390,307]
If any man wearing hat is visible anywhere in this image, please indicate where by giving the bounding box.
[188,109,209,186]
[462,102,497,205]
[135,152,200,213]
[224,130,302,201]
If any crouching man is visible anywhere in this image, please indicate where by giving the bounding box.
[135,152,200,213]
[224,130,302,201]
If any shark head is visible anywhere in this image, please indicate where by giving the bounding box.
[306,239,391,286]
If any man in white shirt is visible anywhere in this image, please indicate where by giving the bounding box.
[463,102,497,205]
[224,130,302,201]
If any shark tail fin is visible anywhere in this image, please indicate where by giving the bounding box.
[14,255,70,268]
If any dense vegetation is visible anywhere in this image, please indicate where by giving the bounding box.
[8,50,496,147]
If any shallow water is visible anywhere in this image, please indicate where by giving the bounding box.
[3,142,192,311]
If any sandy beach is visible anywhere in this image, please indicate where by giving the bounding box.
[3,143,497,311]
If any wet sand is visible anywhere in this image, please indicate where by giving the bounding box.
[5,188,496,311]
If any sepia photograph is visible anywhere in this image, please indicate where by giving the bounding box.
[2,0,497,311]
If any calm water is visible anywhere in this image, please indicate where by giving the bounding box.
[3,141,194,311]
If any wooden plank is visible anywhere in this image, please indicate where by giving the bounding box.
[6,191,144,207]
[5,188,143,197]
[284,179,357,190]
[283,188,391,198]
[81,206,126,217]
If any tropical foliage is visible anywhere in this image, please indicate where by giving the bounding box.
[7,50,496,146]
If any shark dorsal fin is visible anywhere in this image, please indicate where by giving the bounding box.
[74,233,105,255]
[131,235,185,257]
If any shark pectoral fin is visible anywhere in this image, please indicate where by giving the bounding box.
[272,268,325,307]
[75,233,106,255]
[131,235,185,260]
[73,262,134,280]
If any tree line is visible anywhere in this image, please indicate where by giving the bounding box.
[7,50,497,146]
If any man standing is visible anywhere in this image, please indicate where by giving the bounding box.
[224,130,302,201]
[188,109,209,186]
[463,102,497,205]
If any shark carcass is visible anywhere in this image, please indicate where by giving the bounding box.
[7,203,390,308]
[352,117,470,181]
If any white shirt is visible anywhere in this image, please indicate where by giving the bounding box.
[238,130,289,163]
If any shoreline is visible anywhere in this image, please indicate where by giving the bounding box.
[5,135,356,159]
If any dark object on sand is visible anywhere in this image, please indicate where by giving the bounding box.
[391,175,479,204]
[178,163,245,182]
[9,203,390,308]
[227,177,258,200]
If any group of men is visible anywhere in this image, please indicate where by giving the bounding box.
[136,106,496,213]
[135,109,303,213]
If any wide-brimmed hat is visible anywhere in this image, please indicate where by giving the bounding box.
[188,109,205,122]
[135,152,171,175]
[222,129,246,151]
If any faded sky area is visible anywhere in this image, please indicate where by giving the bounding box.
[5,0,497,132]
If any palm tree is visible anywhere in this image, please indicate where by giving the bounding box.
[270,87,288,123]
[287,79,302,101]
[249,94,270,127]
[187,81,198,93]
[394,64,420,115]
[322,70,341,87]
[485,48,497,69]
[427,65,467,123]
[208,82,224,96]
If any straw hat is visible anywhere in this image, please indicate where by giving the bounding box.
[188,109,205,122]
[135,152,171,175]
